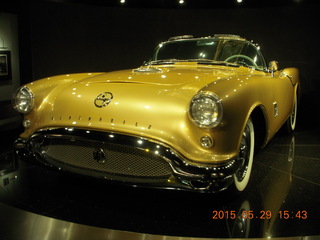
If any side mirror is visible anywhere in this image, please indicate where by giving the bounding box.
[268,61,279,77]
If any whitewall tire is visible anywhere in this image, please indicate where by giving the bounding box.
[286,95,297,133]
[232,118,255,192]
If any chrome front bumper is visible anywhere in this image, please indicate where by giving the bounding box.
[15,128,240,193]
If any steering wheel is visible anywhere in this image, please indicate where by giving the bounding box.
[225,54,258,69]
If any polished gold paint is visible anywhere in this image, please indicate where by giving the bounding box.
[19,63,299,166]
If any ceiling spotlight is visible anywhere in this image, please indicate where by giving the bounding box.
[179,0,185,4]
[120,0,126,4]
[237,0,243,3]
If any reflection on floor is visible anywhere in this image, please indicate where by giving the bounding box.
[0,127,319,240]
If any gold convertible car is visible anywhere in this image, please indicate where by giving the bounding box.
[13,35,299,193]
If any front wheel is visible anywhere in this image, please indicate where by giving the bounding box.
[230,118,255,193]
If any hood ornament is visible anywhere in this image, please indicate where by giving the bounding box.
[94,92,113,108]
[133,67,162,73]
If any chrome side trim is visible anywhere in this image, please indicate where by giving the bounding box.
[273,102,279,117]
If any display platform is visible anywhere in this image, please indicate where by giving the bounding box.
[0,127,319,240]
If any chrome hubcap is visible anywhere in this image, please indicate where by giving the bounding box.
[236,125,251,182]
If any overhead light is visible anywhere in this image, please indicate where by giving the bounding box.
[179,0,185,4]
[120,0,125,4]
[237,0,243,3]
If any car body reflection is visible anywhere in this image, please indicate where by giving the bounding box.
[0,134,306,239]
[225,135,295,238]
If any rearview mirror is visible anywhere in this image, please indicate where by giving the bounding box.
[268,61,279,76]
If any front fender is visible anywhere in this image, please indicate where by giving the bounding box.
[200,71,270,159]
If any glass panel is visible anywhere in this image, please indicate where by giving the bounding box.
[151,38,267,70]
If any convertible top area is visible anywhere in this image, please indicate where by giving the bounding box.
[150,34,267,71]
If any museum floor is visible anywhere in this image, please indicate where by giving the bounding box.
[0,123,319,240]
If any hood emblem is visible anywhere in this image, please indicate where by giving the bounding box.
[94,92,113,108]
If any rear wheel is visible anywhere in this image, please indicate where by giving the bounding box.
[231,118,255,193]
[285,95,297,133]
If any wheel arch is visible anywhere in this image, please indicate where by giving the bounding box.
[250,105,268,149]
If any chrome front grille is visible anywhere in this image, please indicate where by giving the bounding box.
[30,131,173,182]
[20,128,242,192]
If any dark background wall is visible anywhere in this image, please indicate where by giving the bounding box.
[28,2,319,87]
[3,0,320,128]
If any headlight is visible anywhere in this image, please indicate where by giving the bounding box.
[12,86,34,114]
[190,92,223,128]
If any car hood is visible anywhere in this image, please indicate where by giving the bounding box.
[88,63,239,85]
[23,63,246,163]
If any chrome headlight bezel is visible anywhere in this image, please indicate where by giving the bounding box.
[189,92,223,128]
[12,86,34,114]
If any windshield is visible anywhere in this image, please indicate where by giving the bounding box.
[150,38,267,71]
